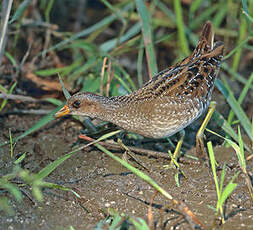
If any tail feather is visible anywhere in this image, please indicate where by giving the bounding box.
[192,22,223,59]
[200,21,213,49]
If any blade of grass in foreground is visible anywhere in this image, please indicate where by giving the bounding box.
[212,111,250,152]
[207,141,238,224]
[0,105,63,147]
[37,130,121,180]
[223,35,252,61]
[207,128,252,201]
[135,0,158,78]
[41,181,81,198]
[215,79,252,141]
[97,143,173,199]
[227,73,253,125]
[0,81,17,111]
[238,126,253,201]
[15,105,63,142]
[94,142,203,228]
[221,63,253,89]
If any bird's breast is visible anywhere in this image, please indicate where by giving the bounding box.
[103,96,206,138]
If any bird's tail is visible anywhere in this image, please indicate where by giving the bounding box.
[193,21,224,59]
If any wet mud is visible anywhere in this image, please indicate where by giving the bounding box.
[0,114,252,230]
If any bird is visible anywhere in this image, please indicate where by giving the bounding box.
[55,22,224,160]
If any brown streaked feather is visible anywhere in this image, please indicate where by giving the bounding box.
[129,22,223,103]
[56,22,224,139]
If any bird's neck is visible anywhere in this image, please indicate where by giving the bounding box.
[94,94,138,128]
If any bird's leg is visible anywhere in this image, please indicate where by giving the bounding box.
[196,101,216,163]
[170,129,185,165]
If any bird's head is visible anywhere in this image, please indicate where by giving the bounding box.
[55,92,104,118]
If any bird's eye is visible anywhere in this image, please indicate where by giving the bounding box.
[72,100,81,108]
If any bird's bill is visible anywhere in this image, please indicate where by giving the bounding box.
[55,105,70,117]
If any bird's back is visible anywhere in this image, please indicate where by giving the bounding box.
[109,22,224,138]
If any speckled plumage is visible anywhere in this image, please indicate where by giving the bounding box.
[55,22,224,139]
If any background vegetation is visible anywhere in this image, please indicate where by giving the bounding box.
[0,0,252,229]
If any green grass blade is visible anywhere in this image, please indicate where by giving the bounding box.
[0,81,17,111]
[0,180,23,202]
[114,65,137,92]
[95,143,173,200]
[252,118,253,144]
[223,35,251,61]
[219,163,226,197]
[35,67,67,77]
[135,0,158,77]
[207,141,220,211]
[38,2,134,57]
[14,105,62,143]
[42,181,81,197]
[37,151,77,180]
[9,129,13,158]
[34,58,83,77]
[156,0,176,26]
[212,111,250,152]
[131,218,149,230]
[242,10,253,23]
[218,172,239,210]
[232,15,247,72]
[37,130,121,180]
[114,73,132,93]
[68,56,97,81]
[100,0,126,24]
[227,73,253,124]
[58,74,71,100]
[14,152,26,165]
[213,2,227,27]
[0,197,14,215]
[189,0,203,19]
[221,63,253,89]
[137,41,144,87]
[189,4,219,30]
[174,0,190,56]
[242,0,253,25]
[238,126,246,170]
[9,0,31,24]
[45,0,54,22]
[5,51,18,68]
[215,79,252,141]
[109,213,122,230]
[44,98,62,106]
[206,128,248,171]
[0,84,8,93]
[99,22,141,52]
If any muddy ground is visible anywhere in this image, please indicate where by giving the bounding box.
[1,1,253,229]
[0,109,252,230]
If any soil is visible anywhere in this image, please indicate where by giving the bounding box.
[1,2,253,229]
[0,111,252,230]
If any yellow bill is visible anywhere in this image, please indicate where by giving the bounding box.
[55,105,70,118]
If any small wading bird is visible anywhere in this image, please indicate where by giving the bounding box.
[55,22,224,162]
